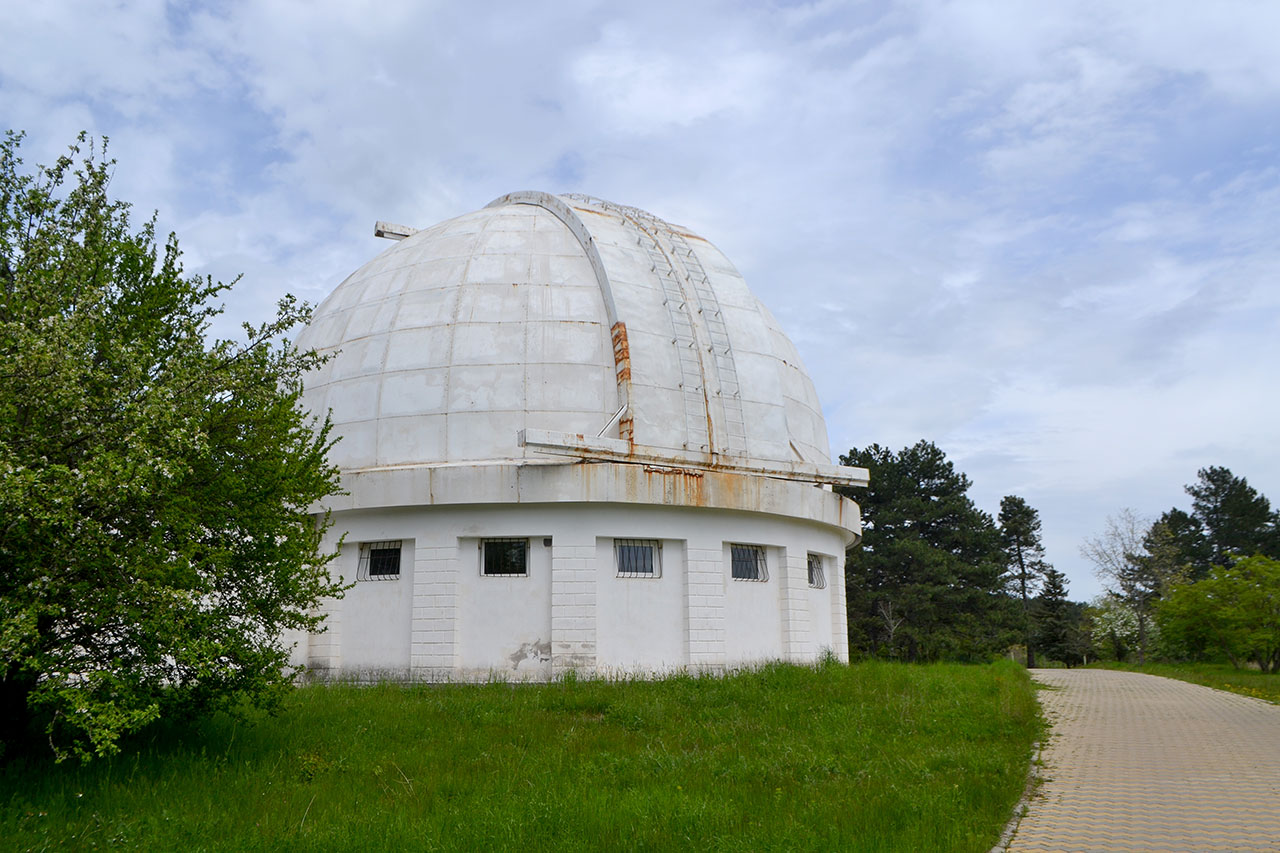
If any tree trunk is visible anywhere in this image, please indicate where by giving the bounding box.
[1259,649,1280,674]
[1136,607,1147,666]
[1018,558,1036,668]
[0,671,36,760]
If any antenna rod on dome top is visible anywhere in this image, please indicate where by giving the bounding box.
[374,221,419,240]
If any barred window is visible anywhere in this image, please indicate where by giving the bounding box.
[807,553,827,589]
[358,540,402,581]
[482,538,529,577]
[615,539,661,578]
[730,544,768,581]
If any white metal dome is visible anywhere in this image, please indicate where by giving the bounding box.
[297,192,836,477]
[291,193,866,680]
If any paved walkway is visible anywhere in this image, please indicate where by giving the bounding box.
[1004,669,1280,852]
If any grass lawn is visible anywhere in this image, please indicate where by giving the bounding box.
[1091,661,1280,704]
[1,659,1039,852]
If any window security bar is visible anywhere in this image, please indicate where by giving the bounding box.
[730,544,768,581]
[615,539,661,578]
[358,540,402,581]
[482,538,529,577]
[807,553,827,589]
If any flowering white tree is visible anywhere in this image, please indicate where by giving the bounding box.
[1081,508,1180,664]
[1089,594,1145,661]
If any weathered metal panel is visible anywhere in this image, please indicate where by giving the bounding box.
[300,192,856,482]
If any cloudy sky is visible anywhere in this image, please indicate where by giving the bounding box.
[4,0,1278,600]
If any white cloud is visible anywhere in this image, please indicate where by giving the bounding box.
[571,26,783,133]
[1059,255,1213,318]
[4,0,1279,602]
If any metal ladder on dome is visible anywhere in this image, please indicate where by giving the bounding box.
[660,232,748,458]
[563,195,745,456]
[634,228,711,453]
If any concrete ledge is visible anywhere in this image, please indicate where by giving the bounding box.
[519,427,870,487]
[324,460,861,544]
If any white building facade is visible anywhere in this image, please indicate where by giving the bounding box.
[293,192,866,680]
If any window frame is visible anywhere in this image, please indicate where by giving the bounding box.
[357,540,402,581]
[481,538,530,577]
[730,543,769,582]
[614,538,662,578]
[807,553,827,589]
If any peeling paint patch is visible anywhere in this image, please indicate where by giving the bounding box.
[509,639,552,669]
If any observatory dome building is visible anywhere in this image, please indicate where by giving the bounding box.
[292,192,866,679]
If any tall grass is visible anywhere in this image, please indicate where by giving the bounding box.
[1,660,1038,852]
[1091,660,1280,704]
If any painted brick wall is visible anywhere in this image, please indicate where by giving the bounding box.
[411,542,459,676]
[779,547,813,660]
[551,540,598,674]
[685,545,727,668]
[831,551,850,662]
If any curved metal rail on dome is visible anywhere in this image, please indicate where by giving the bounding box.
[485,191,621,325]
[517,427,868,487]
[485,191,633,443]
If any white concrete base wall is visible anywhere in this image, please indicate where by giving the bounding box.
[722,542,785,666]
[301,465,857,681]
[340,537,415,671]
[593,537,686,674]
[456,536,552,678]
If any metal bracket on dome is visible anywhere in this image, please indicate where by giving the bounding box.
[374,221,419,240]
[518,428,869,488]
[597,404,629,438]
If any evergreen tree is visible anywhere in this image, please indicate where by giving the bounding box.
[838,441,1017,662]
[1185,466,1278,569]
[998,495,1049,667]
[1153,507,1211,580]
[1033,567,1074,665]
[1150,467,1279,580]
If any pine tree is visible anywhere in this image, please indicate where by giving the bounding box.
[1034,567,1074,665]
[838,441,1017,662]
[1185,466,1278,570]
[999,496,1050,667]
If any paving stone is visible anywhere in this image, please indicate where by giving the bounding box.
[1005,669,1280,853]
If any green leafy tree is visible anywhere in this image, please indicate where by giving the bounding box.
[998,495,1049,667]
[0,132,345,761]
[1158,556,1280,672]
[1154,579,1217,662]
[838,441,1016,662]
